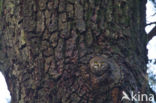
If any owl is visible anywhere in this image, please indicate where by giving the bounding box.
[89,56,109,76]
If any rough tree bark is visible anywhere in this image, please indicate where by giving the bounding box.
[0,0,152,103]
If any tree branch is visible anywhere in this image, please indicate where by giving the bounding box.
[151,12,156,16]
[146,22,156,26]
[148,26,156,41]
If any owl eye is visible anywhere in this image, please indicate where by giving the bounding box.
[101,62,108,67]
[94,62,98,65]
[94,62,101,67]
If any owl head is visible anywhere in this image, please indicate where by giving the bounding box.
[89,56,109,76]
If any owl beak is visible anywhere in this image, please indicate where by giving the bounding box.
[98,63,101,67]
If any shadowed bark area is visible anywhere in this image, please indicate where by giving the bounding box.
[0,0,152,103]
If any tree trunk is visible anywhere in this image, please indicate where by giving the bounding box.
[0,0,152,103]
